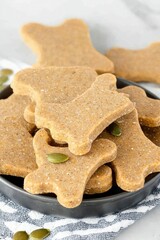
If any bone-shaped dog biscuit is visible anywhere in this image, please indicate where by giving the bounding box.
[13,66,97,126]
[24,129,116,208]
[0,119,37,177]
[12,67,98,104]
[20,74,117,124]
[0,94,34,130]
[21,19,114,73]
[32,128,112,194]
[33,127,112,194]
[12,70,131,155]
[34,76,134,155]
[107,42,160,83]
[0,94,37,177]
[119,85,160,127]
[101,109,160,191]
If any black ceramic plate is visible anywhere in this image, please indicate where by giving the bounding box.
[0,78,160,218]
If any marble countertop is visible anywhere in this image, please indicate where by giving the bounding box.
[0,0,160,239]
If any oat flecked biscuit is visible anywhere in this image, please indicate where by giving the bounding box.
[23,116,112,193]
[12,66,98,125]
[23,72,118,125]
[34,75,134,155]
[0,94,30,120]
[0,94,34,130]
[12,70,133,155]
[0,119,37,177]
[100,109,160,192]
[119,85,160,127]
[0,94,37,177]
[106,42,160,83]
[12,66,97,103]
[21,19,114,73]
[24,129,116,208]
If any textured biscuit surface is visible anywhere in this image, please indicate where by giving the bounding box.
[0,94,34,130]
[0,119,37,177]
[0,94,30,120]
[23,72,117,124]
[0,95,37,177]
[107,42,160,83]
[24,129,117,208]
[119,86,160,127]
[13,66,98,124]
[85,165,112,194]
[12,66,97,104]
[21,19,114,73]
[100,109,160,192]
[34,75,134,155]
[12,70,133,155]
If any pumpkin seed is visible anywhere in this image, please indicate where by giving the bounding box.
[0,75,8,85]
[47,153,69,163]
[29,228,50,239]
[13,231,29,240]
[0,68,13,76]
[108,122,122,137]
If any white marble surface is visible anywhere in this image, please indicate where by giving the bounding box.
[0,0,160,239]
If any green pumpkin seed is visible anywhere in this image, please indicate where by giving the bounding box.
[13,231,29,240]
[108,122,122,137]
[0,68,13,76]
[0,75,8,85]
[29,228,50,239]
[47,153,69,163]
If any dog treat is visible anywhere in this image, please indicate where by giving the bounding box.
[12,66,97,103]
[106,42,160,83]
[100,109,160,192]
[0,94,30,119]
[24,129,117,208]
[0,94,37,177]
[0,94,34,130]
[32,124,112,194]
[21,19,114,73]
[12,66,98,125]
[23,73,118,125]
[85,165,112,194]
[142,125,160,147]
[33,126,113,195]
[33,75,134,155]
[0,119,37,177]
[119,85,160,127]
[12,69,133,155]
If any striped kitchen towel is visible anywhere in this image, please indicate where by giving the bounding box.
[0,59,160,240]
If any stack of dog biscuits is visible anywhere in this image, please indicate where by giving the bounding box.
[1,19,160,209]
